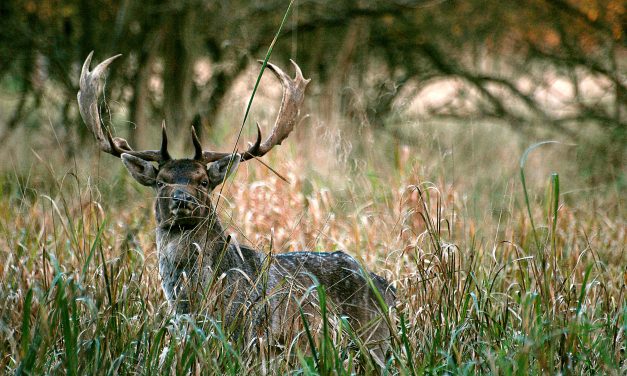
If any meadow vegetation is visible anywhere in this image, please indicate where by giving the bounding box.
[0,90,624,374]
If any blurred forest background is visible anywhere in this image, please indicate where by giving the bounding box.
[0,0,624,184]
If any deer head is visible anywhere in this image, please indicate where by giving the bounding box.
[77,52,309,228]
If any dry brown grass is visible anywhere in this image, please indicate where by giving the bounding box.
[0,107,625,373]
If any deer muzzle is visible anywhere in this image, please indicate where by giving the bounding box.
[170,189,198,214]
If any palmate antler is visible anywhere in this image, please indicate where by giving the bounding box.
[77,52,310,164]
[199,60,311,162]
[78,52,169,163]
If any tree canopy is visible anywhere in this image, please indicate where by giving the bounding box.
[0,0,624,169]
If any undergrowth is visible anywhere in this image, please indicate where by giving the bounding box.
[0,130,624,374]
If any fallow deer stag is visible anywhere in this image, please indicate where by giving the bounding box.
[77,52,395,363]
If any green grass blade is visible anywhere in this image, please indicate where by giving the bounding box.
[519,140,560,251]
[19,288,33,357]
[400,314,417,376]
[214,0,296,208]
[82,219,107,279]
[550,173,559,258]
[297,298,319,368]
[55,275,78,376]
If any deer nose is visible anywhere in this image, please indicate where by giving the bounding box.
[171,189,195,209]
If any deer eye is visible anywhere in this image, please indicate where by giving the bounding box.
[156,181,165,188]
[200,180,209,188]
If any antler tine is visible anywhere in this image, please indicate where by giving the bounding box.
[77,52,166,163]
[240,60,310,161]
[160,121,171,162]
[191,126,204,160]
[241,123,262,159]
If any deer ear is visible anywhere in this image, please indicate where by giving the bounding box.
[207,153,240,188]
[121,153,158,186]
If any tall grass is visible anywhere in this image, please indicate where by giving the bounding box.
[0,111,624,374]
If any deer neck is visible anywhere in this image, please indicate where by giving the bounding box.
[155,212,229,265]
